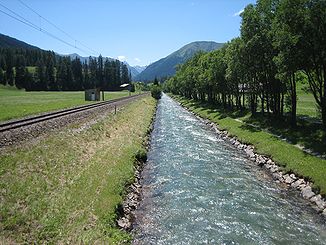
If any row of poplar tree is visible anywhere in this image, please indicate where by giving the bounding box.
[164,0,326,128]
[0,48,131,91]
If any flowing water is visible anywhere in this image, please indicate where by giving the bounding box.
[133,94,326,245]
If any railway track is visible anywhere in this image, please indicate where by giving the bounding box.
[0,93,148,133]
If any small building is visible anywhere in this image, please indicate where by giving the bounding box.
[85,88,100,101]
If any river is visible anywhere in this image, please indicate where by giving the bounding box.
[133,94,326,244]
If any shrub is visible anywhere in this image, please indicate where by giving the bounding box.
[151,85,162,100]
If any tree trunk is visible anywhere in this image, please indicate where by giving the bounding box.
[322,106,326,129]
[261,93,265,115]
[290,73,297,127]
[242,89,245,111]
[323,66,326,129]
[280,92,284,116]
[266,91,270,115]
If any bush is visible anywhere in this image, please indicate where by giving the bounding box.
[135,148,147,162]
[151,85,162,100]
[130,83,135,92]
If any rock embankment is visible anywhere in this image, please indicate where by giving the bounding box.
[116,103,157,231]
[117,166,143,230]
[202,119,326,217]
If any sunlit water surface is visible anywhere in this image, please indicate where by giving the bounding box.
[133,94,326,245]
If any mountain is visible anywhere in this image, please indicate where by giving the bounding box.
[0,33,39,50]
[136,41,224,82]
[126,64,146,80]
[133,65,147,74]
[65,53,90,64]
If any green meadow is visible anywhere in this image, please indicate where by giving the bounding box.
[0,85,135,122]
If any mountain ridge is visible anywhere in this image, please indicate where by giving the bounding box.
[136,41,224,82]
[0,33,39,50]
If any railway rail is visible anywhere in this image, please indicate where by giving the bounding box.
[0,93,148,133]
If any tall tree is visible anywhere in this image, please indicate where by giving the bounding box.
[121,63,130,85]
[35,60,47,91]
[83,61,91,89]
[97,55,104,89]
[273,0,307,126]
[89,57,98,89]
[46,58,56,91]
[304,0,326,127]
[15,55,27,89]
[71,57,83,90]
[103,58,111,90]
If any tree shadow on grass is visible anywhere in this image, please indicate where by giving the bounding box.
[174,96,325,156]
[245,113,326,156]
[187,100,249,120]
[239,123,262,133]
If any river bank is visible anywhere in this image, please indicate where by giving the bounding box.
[132,94,326,244]
[117,100,157,231]
[170,94,326,217]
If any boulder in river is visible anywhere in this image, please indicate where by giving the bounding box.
[310,195,326,211]
[323,208,326,217]
[117,217,132,230]
[270,165,279,173]
[284,174,295,184]
[291,179,305,189]
[301,186,315,199]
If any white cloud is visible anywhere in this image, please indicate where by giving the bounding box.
[117,55,126,62]
[233,9,244,17]
[134,58,141,63]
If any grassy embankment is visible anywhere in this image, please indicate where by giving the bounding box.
[0,85,136,122]
[0,95,156,243]
[170,94,326,197]
[236,82,326,155]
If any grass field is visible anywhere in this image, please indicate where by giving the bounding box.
[0,85,136,122]
[0,95,156,243]
[171,95,326,198]
[296,81,319,118]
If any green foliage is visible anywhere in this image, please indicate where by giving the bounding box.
[0,46,130,92]
[130,83,136,92]
[134,82,149,91]
[166,0,326,128]
[135,148,147,162]
[150,84,162,100]
[153,77,159,85]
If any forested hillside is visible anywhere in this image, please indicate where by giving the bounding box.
[0,35,130,91]
[0,33,39,50]
[165,0,326,128]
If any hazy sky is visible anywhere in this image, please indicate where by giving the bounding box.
[0,0,255,66]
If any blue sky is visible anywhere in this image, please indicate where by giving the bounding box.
[0,0,255,66]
